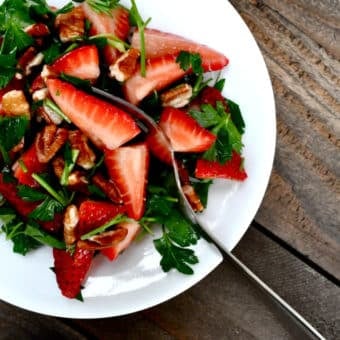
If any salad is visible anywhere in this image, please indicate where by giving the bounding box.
[0,0,247,300]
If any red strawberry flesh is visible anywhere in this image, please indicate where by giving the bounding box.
[101,220,140,261]
[52,45,100,81]
[131,28,229,72]
[82,3,130,65]
[122,55,187,105]
[53,247,93,299]
[46,79,141,150]
[195,151,247,180]
[13,143,47,187]
[159,107,216,152]
[78,200,125,236]
[105,143,149,220]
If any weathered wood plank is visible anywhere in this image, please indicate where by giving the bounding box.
[229,0,340,280]
[141,227,340,339]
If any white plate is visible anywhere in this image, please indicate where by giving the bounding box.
[0,0,276,318]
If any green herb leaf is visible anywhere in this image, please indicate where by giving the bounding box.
[0,206,40,255]
[17,185,48,202]
[154,232,198,275]
[25,222,65,249]
[228,98,245,134]
[85,0,119,15]
[60,73,92,91]
[29,197,64,222]
[42,41,63,64]
[0,50,17,89]
[0,116,29,164]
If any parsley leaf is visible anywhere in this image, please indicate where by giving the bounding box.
[42,40,63,64]
[0,50,17,89]
[0,116,29,164]
[228,99,245,134]
[142,179,200,275]
[0,206,40,255]
[190,102,243,164]
[85,0,119,15]
[129,0,151,77]
[176,51,208,97]
[29,197,64,222]
[154,231,198,275]
[25,221,65,249]
[17,185,47,202]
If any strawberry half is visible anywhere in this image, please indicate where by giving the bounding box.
[53,247,93,299]
[82,3,130,65]
[195,151,247,180]
[159,107,216,152]
[51,45,100,81]
[145,128,172,165]
[105,143,149,220]
[122,55,187,105]
[46,79,141,150]
[77,200,126,236]
[101,220,140,261]
[13,143,47,187]
[131,28,229,72]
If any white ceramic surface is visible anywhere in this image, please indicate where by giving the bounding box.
[0,0,276,318]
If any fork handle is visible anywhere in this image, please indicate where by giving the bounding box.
[226,250,325,339]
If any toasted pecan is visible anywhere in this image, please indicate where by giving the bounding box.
[92,173,123,204]
[55,6,85,43]
[35,125,68,163]
[68,130,96,170]
[109,48,140,82]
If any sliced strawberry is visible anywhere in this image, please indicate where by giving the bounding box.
[131,28,229,72]
[51,45,100,81]
[122,55,187,105]
[82,2,130,65]
[159,107,216,152]
[145,128,172,165]
[78,200,125,236]
[195,151,247,180]
[53,247,93,299]
[13,143,47,187]
[105,143,149,220]
[101,220,140,261]
[46,79,141,150]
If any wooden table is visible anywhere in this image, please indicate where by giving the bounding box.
[0,0,339,338]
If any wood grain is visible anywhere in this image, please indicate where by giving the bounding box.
[64,227,339,340]
[229,0,340,280]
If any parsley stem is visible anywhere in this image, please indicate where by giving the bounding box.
[0,144,10,165]
[31,173,68,206]
[60,149,80,186]
[89,34,128,52]
[80,214,128,240]
[44,98,71,123]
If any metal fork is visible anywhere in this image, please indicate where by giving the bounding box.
[92,87,325,339]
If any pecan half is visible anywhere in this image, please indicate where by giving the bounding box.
[161,83,193,108]
[77,227,128,250]
[109,48,140,82]
[2,90,30,117]
[35,125,68,163]
[182,184,204,213]
[68,130,96,170]
[25,23,50,38]
[92,173,123,204]
[55,6,85,43]
[63,205,79,246]
[17,47,44,76]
